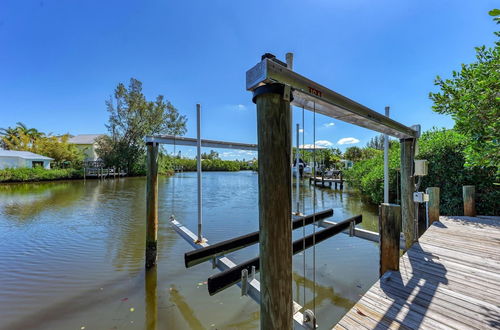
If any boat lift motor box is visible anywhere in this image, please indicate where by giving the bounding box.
[413,191,429,203]
[414,160,428,177]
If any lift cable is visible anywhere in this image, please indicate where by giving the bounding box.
[312,101,317,319]
[301,106,307,311]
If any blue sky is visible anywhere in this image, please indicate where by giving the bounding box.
[1,1,498,160]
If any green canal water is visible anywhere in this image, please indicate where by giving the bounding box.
[0,171,380,329]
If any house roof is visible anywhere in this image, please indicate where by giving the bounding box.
[0,150,54,160]
[67,134,105,144]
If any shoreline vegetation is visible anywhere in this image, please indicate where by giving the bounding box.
[0,157,257,183]
[343,128,499,216]
[0,167,84,183]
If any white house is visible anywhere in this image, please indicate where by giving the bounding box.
[0,150,53,169]
[67,134,105,163]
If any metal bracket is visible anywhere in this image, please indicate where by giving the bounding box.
[211,257,217,269]
[303,309,317,329]
[241,269,249,296]
[169,214,176,222]
[349,220,355,237]
[283,85,291,102]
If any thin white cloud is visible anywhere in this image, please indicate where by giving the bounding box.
[234,104,247,111]
[337,137,360,145]
[299,140,333,149]
[299,128,304,133]
[316,140,334,147]
[220,150,256,159]
[323,122,335,128]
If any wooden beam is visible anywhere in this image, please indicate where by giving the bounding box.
[254,83,292,330]
[463,185,476,216]
[426,187,440,225]
[379,203,401,277]
[400,138,416,250]
[184,209,334,268]
[146,142,159,268]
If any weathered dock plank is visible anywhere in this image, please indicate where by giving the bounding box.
[334,215,500,329]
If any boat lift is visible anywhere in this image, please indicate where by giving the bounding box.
[145,53,421,329]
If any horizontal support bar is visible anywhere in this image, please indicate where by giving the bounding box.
[207,215,362,296]
[185,209,334,268]
[170,219,310,329]
[318,219,406,248]
[246,57,418,139]
[145,135,257,151]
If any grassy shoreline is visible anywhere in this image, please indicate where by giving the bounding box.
[0,166,257,183]
[0,168,84,183]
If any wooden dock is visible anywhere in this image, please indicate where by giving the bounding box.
[84,167,127,179]
[309,176,344,189]
[334,215,500,329]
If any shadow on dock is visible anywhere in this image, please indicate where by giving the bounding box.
[377,243,447,329]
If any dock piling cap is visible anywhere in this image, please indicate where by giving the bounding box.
[252,83,294,104]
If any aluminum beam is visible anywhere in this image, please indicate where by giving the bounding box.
[145,135,257,151]
[246,57,419,139]
[318,219,406,249]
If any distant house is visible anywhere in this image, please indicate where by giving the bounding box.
[0,150,53,169]
[67,134,105,163]
[340,159,354,169]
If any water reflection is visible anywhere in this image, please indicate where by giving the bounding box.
[0,181,85,221]
[293,271,354,311]
[145,268,157,330]
[169,285,204,330]
[0,173,380,329]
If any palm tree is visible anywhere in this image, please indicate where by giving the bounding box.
[0,126,19,149]
[15,122,44,142]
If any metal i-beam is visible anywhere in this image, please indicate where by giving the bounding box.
[145,135,257,151]
[207,215,362,296]
[184,209,334,268]
[170,219,309,329]
[246,55,419,139]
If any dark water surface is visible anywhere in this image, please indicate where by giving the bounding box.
[0,172,379,329]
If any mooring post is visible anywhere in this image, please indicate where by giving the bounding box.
[400,138,416,250]
[426,187,440,226]
[253,83,292,330]
[463,185,476,217]
[379,203,401,277]
[146,142,159,268]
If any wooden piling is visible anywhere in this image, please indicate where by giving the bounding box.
[400,138,416,250]
[379,203,401,277]
[253,83,292,330]
[146,142,159,268]
[426,187,440,225]
[463,185,476,217]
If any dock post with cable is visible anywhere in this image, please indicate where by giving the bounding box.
[253,83,293,330]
